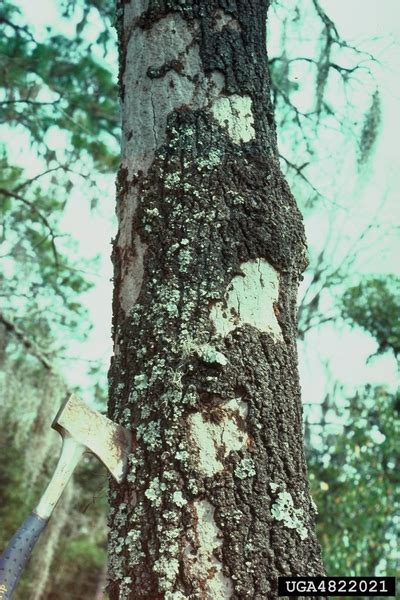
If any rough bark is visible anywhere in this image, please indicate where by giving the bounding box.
[108,1,324,598]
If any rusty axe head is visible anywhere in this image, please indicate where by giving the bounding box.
[52,394,131,483]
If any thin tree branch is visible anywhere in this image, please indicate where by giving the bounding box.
[0,187,59,267]
[0,98,61,106]
[0,312,53,371]
[14,166,66,192]
[0,16,37,42]
[279,153,347,209]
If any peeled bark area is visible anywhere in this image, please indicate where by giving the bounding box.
[108,1,324,598]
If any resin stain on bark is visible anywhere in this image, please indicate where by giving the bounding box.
[185,499,233,598]
[210,259,283,340]
[114,166,148,320]
[117,233,147,320]
[188,398,249,477]
[122,11,225,176]
[211,94,255,144]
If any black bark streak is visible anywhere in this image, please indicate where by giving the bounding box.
[109,1,324,598]
[147,59,185,79]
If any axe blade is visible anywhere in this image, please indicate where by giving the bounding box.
[52,394,131,483]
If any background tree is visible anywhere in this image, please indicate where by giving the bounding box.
[0,0,117,596]
[308,384,399,576]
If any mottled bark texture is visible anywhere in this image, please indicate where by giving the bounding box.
[108,1,324,598]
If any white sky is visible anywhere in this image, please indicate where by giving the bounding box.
[298,0,399,409]
[4,1,399,407]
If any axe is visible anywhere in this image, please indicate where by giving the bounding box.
[0,394,131,600]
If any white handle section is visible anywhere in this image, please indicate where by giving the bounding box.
[35,434,84,520]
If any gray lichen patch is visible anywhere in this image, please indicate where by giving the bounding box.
[234,457,256,480]
[134,373,149,390]
[144,476,167,508]
[108,499,146,588]
[177,247,193,273]
[270,491,308,540]
[210,258,283,340]
[136,419,162,451]
[195,149,222,171]
[188,397,249,477]
[154,556,180,591]
[153,505,188,592]
[197,344,228,366]
[172,490,187,507]
[165,592,188,600]
[184,499,233,598]
[211,94,255,144]
[269,482,279,493]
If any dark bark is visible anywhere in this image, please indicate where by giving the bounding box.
[108,1,324,598]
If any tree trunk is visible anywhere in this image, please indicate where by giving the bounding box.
[108,1,324,598]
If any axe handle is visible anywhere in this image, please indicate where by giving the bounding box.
[0,512,48,600]
[0,434,84,598]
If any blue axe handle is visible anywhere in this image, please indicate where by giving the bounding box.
[0,434,85,599]
[0,513,48,600]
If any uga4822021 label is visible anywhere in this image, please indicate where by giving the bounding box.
[278,576,396,596]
